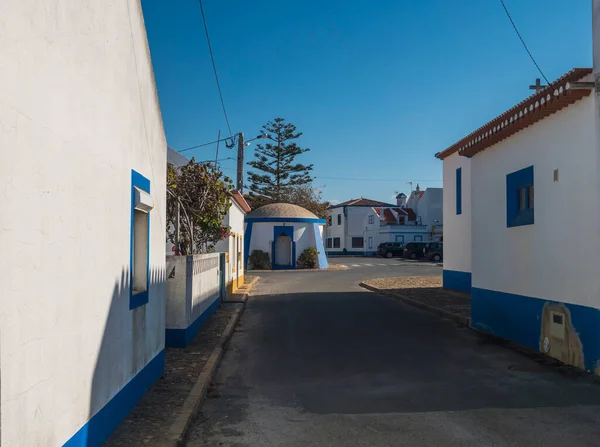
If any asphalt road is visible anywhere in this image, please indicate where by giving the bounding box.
[186,258,600,446]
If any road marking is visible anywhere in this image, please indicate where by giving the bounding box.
[364,264,374,266]
[351,264,361,267]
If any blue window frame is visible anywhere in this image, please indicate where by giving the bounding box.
[368,215,375,224]
[506,166,534,228]
[130,170,151,309]
[414,235,423,242]
[395,235,404,243]
[456,168,462,215]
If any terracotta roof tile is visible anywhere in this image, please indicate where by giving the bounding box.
[332,198,396,208]
[436,68,593,160]
[230,190,251,213]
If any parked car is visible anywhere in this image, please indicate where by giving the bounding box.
[423,242,443,262]
[378,242,405,258]
[403,242,428,260]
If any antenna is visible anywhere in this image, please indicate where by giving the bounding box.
[406,181,413,190]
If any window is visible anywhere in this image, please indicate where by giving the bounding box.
[507,166,534,227]
[327,215,332,226]
[131,170,153,310]
[352,237,364,248]
[326,238,333,248]
[368,237,373,248]
[333,237,341,248]
[337,214,342,225]
[456,168,462,215]
[368,215,375,224]
[414,235,423,242]
[395,235,404,243]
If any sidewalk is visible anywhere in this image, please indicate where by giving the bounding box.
[360,276,471,325]
[105,277,259,447]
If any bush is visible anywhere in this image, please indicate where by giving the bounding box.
[297,247,319,269]
[249,250,270,270]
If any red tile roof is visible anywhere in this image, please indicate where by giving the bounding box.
[230,190,251,213]
[436,68,593,160]
[374,207,417,224]
[331,198,396,208]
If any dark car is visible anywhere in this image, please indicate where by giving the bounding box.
[378,242,405,258]
[403,242,428,260]
[423,242,443,262]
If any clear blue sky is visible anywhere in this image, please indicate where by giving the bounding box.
[141,0,591,204]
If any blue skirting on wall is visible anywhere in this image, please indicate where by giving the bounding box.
[63,349,165,447]
[442,269,472,292]
[165,295,221,348]
[472,287,600,372]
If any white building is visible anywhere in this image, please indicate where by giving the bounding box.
[245,203,328,269]
[406,185,443,227]
[214,191,251,296]
[0,1,167,445]
[324,196,435,256]
[437,67,600,372]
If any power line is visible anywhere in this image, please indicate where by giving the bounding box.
[315,176,442,183]
[499,0,551,87]
[198,0,233,136]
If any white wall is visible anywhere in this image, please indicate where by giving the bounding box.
[249,222,318,265]
[165,254,220,330]
[418,188,443,226]
[443,152,472,274]
[471,96,599,307]
[0,1,167,445]
[214,200,246,288]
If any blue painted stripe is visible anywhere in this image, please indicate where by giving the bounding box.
[472,287,600,372]
[442,269,472,292]
[311,223,328,269]
[63,349,165,447]
[456,167,462,215]
[245,217,326,224]
[243,222,253,269]
[165,295,221,348]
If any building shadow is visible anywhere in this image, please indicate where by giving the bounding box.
[64,266,166,446]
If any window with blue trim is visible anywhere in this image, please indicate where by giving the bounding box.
[131,170,153,309]
[506,166,534,227]
[456,167,462,215]
[395,235,404,243]
[414,235,423,242]
[326,238,333,248]
[368,215,375,224]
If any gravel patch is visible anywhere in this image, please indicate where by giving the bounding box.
[363,276,471,320]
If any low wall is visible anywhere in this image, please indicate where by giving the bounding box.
[165,254,221,347]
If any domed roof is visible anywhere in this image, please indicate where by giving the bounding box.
[247,203,318,219]
[396,193,407,198]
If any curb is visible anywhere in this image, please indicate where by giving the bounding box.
[359,282,600,382]
[359,282,470,327]
[164,278,258,446]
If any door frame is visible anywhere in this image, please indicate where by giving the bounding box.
[272,225,296,269]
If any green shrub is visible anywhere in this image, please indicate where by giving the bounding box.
[297,247,319,269]
[249,250,271,270]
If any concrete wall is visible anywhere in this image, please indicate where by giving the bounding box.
[0,1,167,445]
[442,152,472,291]
[165,254,221,347]
[470,95,600,372]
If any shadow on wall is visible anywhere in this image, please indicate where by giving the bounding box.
[64,267,165,446]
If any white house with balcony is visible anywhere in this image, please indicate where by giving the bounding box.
[324,195,435,256]
[437,67,600,374]
[0,1,167,445]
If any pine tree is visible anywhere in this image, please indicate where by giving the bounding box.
[247,118,313,201]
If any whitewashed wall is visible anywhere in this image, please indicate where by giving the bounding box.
[443,152,472,275]
[165,254,220,330]
[325,208,345,250]
[249,222,318,265]
[471,95,598,307]
[418,188,443,226]
[0,1,167,445]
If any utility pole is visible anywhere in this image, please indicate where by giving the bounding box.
[236,132,244,192]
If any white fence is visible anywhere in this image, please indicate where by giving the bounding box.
[165,253,222,347]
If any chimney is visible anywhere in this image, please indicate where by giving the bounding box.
[396,193,407,207]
